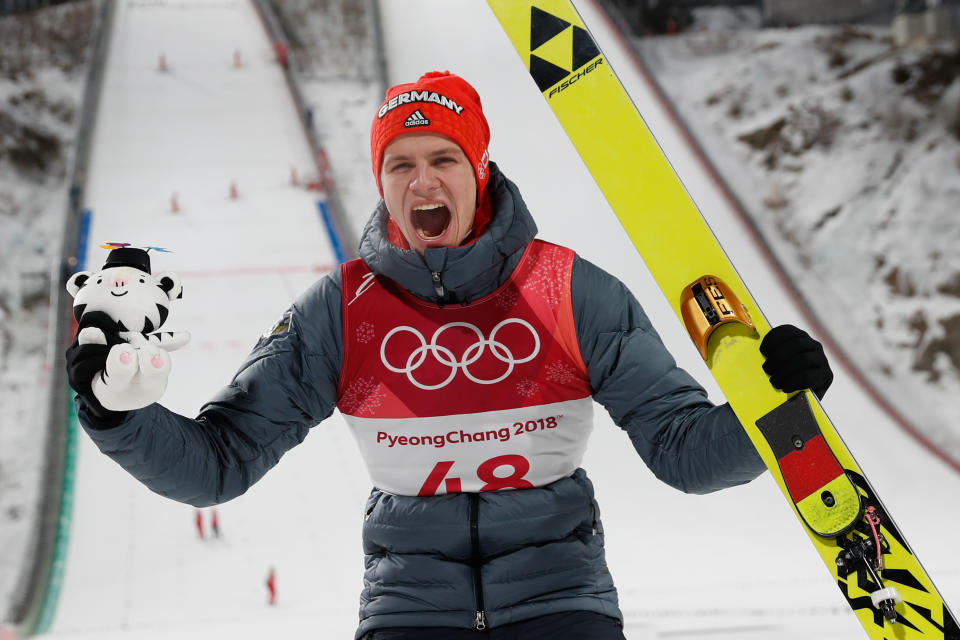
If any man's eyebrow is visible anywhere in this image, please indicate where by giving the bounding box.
[384,146,463,162]
[427,146,462,157]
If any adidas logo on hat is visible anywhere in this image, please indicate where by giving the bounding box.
[403,109,430,128]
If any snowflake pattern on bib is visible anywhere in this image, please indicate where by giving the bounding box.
[494,287,519,311]
[339,376,387,417]
[516,378,541,398]
[356,321,376,344]
[522,245,567,307]
[545,360,579,385]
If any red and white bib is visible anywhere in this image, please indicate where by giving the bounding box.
[338,240,593,496]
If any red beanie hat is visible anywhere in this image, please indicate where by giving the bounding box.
[370,71,491,202]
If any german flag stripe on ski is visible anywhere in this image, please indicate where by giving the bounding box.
[487,1,959,638]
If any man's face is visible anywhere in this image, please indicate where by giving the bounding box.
[380,132,477,255]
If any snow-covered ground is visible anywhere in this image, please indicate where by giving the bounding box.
[1,0,958,638]
[0,1,93,615]
[635,6,960,462]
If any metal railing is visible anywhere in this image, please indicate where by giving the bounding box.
[0,0,81,15]
[250,0,360,260]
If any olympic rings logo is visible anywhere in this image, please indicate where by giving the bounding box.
[380,319,540,390]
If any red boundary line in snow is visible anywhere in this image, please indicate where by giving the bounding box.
[586,0,960,475]
[178,264,334,278]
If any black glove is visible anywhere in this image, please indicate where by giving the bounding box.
[65,311,128,429]
[759,324,834,400]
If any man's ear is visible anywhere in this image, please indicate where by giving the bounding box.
[155,272,183,300]
[66,271,92,298]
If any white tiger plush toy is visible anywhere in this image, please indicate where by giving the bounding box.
[66,247,190,411]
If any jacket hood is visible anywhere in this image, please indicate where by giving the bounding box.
[357,163,538,304]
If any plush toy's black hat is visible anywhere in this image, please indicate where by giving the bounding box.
[103,247,151,273]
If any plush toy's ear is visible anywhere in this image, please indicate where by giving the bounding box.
[66,271,92,298]
[155,272,183,300]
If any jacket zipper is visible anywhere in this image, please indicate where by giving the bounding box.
[431,270,445,299]
[469,493,487,631]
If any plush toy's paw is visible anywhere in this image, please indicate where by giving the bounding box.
[78,326,108,346]
[161,330,191,351]
[137,343,171,385]
[102,343,139,389]
[91,343,172,412]
[138,330,191,352]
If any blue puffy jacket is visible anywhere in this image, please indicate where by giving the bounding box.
[79,164,766,637]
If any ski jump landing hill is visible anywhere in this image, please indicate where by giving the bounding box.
[18,1,960,639]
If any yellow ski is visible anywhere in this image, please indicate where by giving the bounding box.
[487,1,958,638]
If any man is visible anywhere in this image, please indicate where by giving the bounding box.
[67,71,832,639]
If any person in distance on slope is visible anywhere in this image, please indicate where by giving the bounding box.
[66,71,833,639]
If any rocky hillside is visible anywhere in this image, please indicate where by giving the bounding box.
[637,8,960,458]
[0,0,93,615]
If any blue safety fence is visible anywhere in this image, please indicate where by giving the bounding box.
[75,209,92,271]
[317,200,347,264]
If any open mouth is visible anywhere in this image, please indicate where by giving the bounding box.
[412,203,451,240]
[110,290,128,297]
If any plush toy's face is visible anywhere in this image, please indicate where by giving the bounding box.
[66,266,183,333]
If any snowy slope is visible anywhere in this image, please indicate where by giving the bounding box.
[28,1,960,639]
[0,3,93,612]
[45,0,365,637]
[634,11,960,463]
